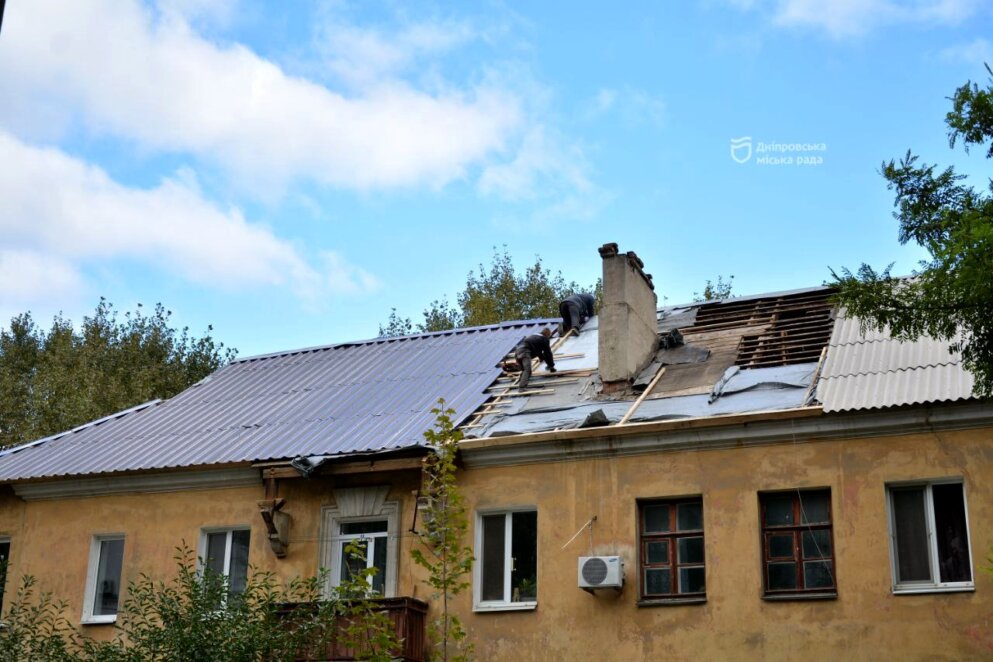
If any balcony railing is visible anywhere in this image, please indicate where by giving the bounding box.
[281,596,428,662]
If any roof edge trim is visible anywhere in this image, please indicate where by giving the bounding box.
[460,402,993,468]
[12,467,260,501]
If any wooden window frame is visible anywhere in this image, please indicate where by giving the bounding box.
[759,489,837,598]
[638,498,706,601]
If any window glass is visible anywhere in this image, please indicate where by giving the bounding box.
[205,532,227,576]
[932,484,971,583]
[677,502,703,531]
[892,487,931,583]
[481,514,506,602]
[511,512,538,601]
[0,540,9,614]
[94,538,124,616]
[644,505,670,533]
[229,530,250,595]
[764,495,794,526]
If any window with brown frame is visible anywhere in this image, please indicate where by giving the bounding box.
[760,489,836,596]
[639,498,705,600]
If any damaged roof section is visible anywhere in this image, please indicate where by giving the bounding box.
[465,288,835,438]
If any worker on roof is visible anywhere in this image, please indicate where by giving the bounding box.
[559,292,596,337]
[515,328,556,389]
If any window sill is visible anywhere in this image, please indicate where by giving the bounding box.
[893,585,975,596]
[473,602,537,613]
[637,596,706,608]
[762,592,837,602]
[81,615,117,626]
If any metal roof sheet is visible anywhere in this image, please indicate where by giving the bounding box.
[0,320,554,481]
[817,312,975,412]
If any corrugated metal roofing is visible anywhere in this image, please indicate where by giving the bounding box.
[817,312,975,412]
[0,320,554,482]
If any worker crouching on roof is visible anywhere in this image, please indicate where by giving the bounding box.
[559,292,596,337]
[515,328,556,389]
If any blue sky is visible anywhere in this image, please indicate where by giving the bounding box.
[1,0,991,357]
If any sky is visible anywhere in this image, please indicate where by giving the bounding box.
[1,0,991,358]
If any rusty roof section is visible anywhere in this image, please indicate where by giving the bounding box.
[0,319,556,482]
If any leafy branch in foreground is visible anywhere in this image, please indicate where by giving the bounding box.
[411,400,474,662]
[830,64,993,398]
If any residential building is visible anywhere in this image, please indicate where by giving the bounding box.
[0,244,989,659]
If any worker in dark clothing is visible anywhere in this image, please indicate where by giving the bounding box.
[559,292,596,336]
[515,328,556,389]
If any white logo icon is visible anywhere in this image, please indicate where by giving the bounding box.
[730,136,752,164]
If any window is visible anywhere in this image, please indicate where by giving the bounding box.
[887,480,973,593]
[320,487,399,598]
[638,498,705,601]
[338,520,389,594]
[201,528,251,596]
[0,538,9,614]
[760,490,836,597]
[83,535,125,623]
[475,510,537,610]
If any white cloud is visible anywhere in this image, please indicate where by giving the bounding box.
[939,38,993,64]
[729,0,979,38]
[0,131,377,305]
[585,87,665,126]
[0,250,85,307]
[480,126,610,229]
[315,13,477,88]
[0,0,521,192]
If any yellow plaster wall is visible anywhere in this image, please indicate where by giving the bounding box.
[0,471,425,640]
[455,428,993,661]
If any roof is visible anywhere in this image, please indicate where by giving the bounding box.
[465,288,837,438]
[0,319,555,482]
[816,311,976,412]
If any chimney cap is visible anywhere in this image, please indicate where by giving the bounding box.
[598,242,619,258]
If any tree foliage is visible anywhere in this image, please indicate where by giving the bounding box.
[0,299,236,448]
[379,247,601,337]
[831,64,993,398]
[411,400,474,662]
[0,544,399,662]
[693,274,735,302]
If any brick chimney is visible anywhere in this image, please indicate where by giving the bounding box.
[597,243,658,389]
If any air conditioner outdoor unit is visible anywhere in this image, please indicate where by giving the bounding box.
[578,555,624,591]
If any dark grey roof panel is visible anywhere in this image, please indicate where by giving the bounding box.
[0,320,554,481]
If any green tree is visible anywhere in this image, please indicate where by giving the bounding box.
[411,400,474,662]
[0,544,401,662]
[693,274,735,302]
[379,247,601,337]
[830,64,993,397]
[0,299,236,448]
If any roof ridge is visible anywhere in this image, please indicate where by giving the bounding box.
[232,318,560,364]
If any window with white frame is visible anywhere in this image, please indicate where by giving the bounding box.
[0,537,10,614]
[83,534,125,623]
[475,510,537,610]
[338,520,389,594]
[888,480,973,592]
[320,486,399,598]
[201,528,251,596]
